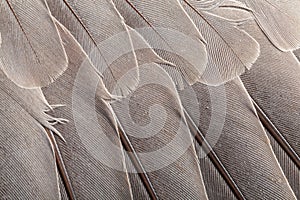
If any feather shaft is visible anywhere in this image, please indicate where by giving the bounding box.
[251,100,300,169]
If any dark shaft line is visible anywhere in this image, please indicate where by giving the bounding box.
[183,109,246,200]
[252,100,300,169]
[117,124,159,200]
[45,129,76,200]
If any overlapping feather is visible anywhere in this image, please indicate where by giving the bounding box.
[113,0,209,87]
[1,0,300,199]
[0,65,66,199]
[42,26,133,199]
[46,0,139,96]
[0,0,68,88]
[181,0,260,85]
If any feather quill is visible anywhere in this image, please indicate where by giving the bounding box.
[113,0,208,87]
[46,0,139,96]
[188,78,296,199]
[211,4,300,197]
[119,29,210,198]
[128,13,297,199]
[42,25,134,199]
[2,1,300,199]
[0,68,66,198]
[0,0,68,88]
[238,0,300,51]
[42,21,209,199]
[111,63,209,199]
[239,20,300,198]
[181,0,260,85]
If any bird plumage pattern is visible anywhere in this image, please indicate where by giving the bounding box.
[0,0,299,199]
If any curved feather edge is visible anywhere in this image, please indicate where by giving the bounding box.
[111,29,209,198]
[188,77,296,199]
[128,26,242,198]
[208,0,253,21]
[212,4,300,197]
[111,63,209,199]
[46,0,139,97]
[113,0,208,87]
[186,0,226,10]
[126,3,295,198]
[42,24,134,199]
[239,0,300,51]
[0,68,67,199]
[181,0,260,86]
[239,20,300,198]
[44,20,209,199]
[293,48,300,62]
[0,0,68,88]
[129,19,296,198]
[52,19,160,200]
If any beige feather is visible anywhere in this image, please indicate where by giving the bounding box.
[181,0,260,85]
[0,0,68,88]
[46,0,139,96]
[113,0,208,87]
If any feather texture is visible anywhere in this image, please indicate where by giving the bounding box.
[113,0,208,87]
[111,63,208,199]
[238,0,300,51]
[0,0,68,88]
[240,20,300,198]
[46,0,139,96]
[211,3,300,197]
[0,68,65,198]
[181,0,260,85]
[187,78,296,199]
[42,25,133,199]
[1,1,300,199]
[187,0,226,10]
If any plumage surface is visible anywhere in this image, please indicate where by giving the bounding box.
[1,0,300,199]
[112,63,208,199]
[0,0,68,88]
[240,20,300,198]
[0,69,61,199]
[46,0,139,96]
[182,0,260,85]
[42,27,133,199]
[239,0,300,51]
[188,78,296,199]
[113,0,208,86]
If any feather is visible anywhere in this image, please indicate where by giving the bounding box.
[186,0,226,10]
[42,24,134,199]
[0,0,68,88]
[46,0,139,96]
[180,0,260,85]
[294,48,300,62]
[43,22,209,199]
[127,17,294,199]
[185,78,296,199]
[238,0,300,51]
[207,0,253,21]
[0,68,66,198]
[267,130,300,199]
[2,1,300,199]
[126,3,298,199]
[122,29,211,199]
[113,0,208,87]
[239,20,300,198]
[126,18,295,199]
[211,4,300,197]
[111,63,208,199]
[125,25,173,67]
